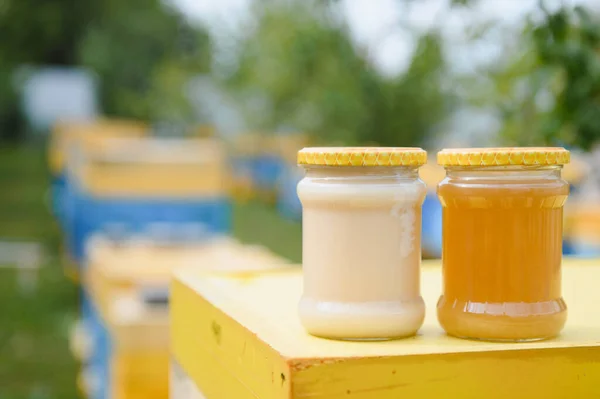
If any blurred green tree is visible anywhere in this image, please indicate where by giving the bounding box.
[77,0,211,123]
[365,33,449,147]
[226,0,451,147]
[457,21,550,147]
[463,4,600,150]
[0,0,211,141]
[0,0,98,140]
[532,5,600,150]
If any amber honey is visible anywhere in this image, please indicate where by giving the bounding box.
[436,148,570,341]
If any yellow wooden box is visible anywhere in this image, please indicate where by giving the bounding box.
[71,136,230,198]
[191,125,216,138]
[172,258,600,399]
[228,133,263,203]
[84,235,292,317]
[231,178,256,203]
[84,236,291,399]
[565,202,600,243]
[419,161,445,189]
[49,119,148,175]
[229,132,265,157]
[266,133,312,165]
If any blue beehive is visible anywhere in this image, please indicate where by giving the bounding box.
[63,136,231,265]
[48,120,148,229]
[276,163,304,221]
[421,192,442,259]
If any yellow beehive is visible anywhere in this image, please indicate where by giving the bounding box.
[84,236,292,399]
[419,161,445,190]
[49,119,148,176]
[71,136,230,198]
[172,258,600,399]
[230,132,265,157]
[229,133,265,202]
[562,153,588,185]
[565,202,600,246]
[267,134,312,165]
[85,235,291,315]
[191,124,216,138]
[252,133,311,205]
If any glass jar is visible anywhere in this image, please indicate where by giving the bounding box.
[436,147,571,342]
[297,147,427,340]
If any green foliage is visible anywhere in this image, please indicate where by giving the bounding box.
[0,146,78,398]
[0,0,98,66]
[77,0,211,123]
[467,23,554,147]
[226,1,450,147]
[229,3,367,143]
[450,0,478,7]
[0,0,94,140]
[367,33,449,147]
[0,0,211,141]
[475,5,600,149]
[532,5,600,149]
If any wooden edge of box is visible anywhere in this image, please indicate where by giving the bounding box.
[171,270,295,399]
[171,261,600,398]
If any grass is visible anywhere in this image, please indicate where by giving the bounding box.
[0,145,79,399]
[233,200,302,263]
[0,144,301,399]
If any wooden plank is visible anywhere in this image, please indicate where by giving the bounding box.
[172,258,600,399]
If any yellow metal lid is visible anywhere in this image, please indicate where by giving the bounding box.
[297,147,427,167]
[437,147,570,167]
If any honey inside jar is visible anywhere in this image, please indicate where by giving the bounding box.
[297,147,428,340]
[436,148,570,341]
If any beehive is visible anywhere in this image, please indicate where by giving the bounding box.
[49,119,148,176]
[49,119,148,226]
[81,236,292,399]
[65,136,232,263]
[172,258,600,399]
[72,136,229,198]
[229,133,264,202]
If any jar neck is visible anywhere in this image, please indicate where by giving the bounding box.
[445,165,563,180]
[302,165,420,179]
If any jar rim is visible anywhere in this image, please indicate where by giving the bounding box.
[437,147,569,167]
[298,147,427,167]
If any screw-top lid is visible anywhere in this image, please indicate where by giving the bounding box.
[437,147,570,167]
[297,147,427,167]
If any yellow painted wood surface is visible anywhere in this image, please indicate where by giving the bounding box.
[111,351,170,399]
[564,202,600,242]
[85,237,292,345]
[230,132,265,156]
[74,137,230,198]
[231,178,256,203]
[419,161,444,189]
[86,236,290,287]
[171,258,600,399]
[49,119,148,175]
[191,125,216,138]
[267,134,312,164]
[84,238,292,399]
